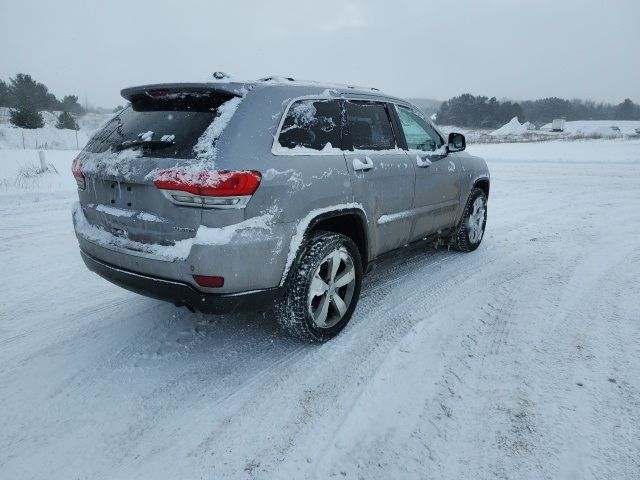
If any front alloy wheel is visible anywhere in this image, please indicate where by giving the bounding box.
[451,187,488,252]
[467,196,486,244]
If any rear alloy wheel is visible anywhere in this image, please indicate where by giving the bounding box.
[276,231,362,341]
[309,248,357,329]
[451,188,488,252]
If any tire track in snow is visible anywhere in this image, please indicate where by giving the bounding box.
[311,245,538,479]
[181,238,534,478]
[3,157,640,479]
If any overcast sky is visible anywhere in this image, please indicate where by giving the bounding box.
[1,0,638,108]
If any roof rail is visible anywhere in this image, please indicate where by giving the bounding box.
[255,75,382,93]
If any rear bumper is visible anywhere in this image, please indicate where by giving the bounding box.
[80,250,283,314]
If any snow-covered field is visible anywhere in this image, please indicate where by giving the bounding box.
[540,120,640,136]
[0,107,111,150]
[1,140,639,479]
[439,120,640,144]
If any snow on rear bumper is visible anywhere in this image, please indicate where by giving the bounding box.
[72,202,294,294]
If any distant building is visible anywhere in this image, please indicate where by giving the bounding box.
[552,119,565,132]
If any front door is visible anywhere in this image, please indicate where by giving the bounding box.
[393,105,461,241]
[343,100,415,256]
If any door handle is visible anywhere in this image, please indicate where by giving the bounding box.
[416,155,432,168]
[353,156,374,171]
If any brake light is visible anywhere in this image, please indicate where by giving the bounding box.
[154,169,261,208]
[193,275,224,288]
[72,157,85,190]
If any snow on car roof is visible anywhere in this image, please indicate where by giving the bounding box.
[121,73,406,104]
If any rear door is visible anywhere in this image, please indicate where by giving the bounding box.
[343,100,415,256]
[393,104,461,241]
[78,91,236,248]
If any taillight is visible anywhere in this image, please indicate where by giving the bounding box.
[72,157,85,190]
[154,169,261,208]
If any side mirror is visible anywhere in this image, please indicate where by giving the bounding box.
[448,132,466,152]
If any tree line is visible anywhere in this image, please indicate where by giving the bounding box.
[436,94,640,128]
[3,73,639,131]
[0,73,84,129]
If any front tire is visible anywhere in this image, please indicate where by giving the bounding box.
[276,231,363,342]
[451,188,488,252]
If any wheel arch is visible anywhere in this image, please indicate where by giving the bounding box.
[473,177,490,198]
[280,206,370,286]
[308,209,369,267]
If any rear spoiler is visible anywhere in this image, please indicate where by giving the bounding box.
[120,82,248,102]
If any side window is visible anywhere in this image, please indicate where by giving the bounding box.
[395,105,443,152]
[277,99,341,151]
[345,101,396,151]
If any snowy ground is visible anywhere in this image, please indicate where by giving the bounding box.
[1,141,639,479]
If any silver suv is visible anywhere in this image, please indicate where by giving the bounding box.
[72,78,490,341]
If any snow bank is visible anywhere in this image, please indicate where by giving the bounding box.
[0,125,90,150]
[490,117,534,136]
[468,138,640,163]
[540,120,640,137]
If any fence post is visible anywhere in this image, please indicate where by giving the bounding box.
[38,151,47,172]
[22,130,25,149]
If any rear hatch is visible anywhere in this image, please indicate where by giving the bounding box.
[77,86,239,250]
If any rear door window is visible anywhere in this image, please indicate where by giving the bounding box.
[345,101,396,151]
[395,105,443,152]
[276,99,342,151]
[84,93,234,159]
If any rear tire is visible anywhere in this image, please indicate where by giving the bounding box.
[451,188,488,252]
[276,231,363,342]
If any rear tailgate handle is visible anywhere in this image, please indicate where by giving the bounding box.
[416,155,433,168]
[353,157,374,171]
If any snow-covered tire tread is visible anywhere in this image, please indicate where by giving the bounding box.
[275,231,363,342]
[451,188,488,252]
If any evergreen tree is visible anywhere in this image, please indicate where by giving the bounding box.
[56,111,78,130]
[615,99,639,120]
[9,73,59,111]
[10,105,44,129]
[60,95,85,115]
[0,79,11,107]
[436,94,526,128]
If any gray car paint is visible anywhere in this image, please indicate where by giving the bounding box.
[73,80,489,297]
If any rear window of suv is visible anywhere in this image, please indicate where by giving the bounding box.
[277,99,342,151]
[345,101,396,151]
[83,93,234,159]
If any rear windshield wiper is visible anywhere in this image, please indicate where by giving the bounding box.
[116,140,175,151]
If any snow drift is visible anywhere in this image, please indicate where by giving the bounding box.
[490,117,535,136]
